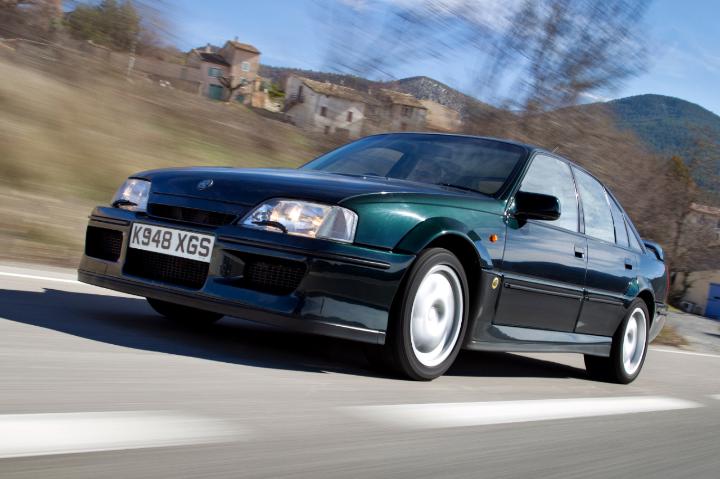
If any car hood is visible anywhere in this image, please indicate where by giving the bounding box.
[137,167,492,206]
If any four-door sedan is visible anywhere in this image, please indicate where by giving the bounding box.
[79,133,668,382]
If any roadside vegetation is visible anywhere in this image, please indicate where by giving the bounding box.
[0,51,324,265]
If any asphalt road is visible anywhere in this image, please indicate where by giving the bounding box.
[1,263,720,479]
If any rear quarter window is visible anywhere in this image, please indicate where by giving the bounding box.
[626,219,643,251]
[608,195,629,248]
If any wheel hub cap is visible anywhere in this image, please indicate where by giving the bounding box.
[622,308,647,376]
[410,264,463,368]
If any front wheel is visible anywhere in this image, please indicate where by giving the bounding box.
[146,298,224,326]
[378,248,469,381]
[585,298,649,384]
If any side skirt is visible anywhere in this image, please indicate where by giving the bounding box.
[465,324,611,357]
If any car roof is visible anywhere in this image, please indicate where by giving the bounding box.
[367,131,598,177]
[365,132,536,152]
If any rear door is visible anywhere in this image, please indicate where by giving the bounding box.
[573,169,639,336]
[494,154,587,332]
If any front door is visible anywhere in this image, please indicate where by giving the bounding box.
[707,283,720,319]
[495,154,587,332]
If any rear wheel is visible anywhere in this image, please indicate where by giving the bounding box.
[367,248,468,381]
[585,298,649,384]
[146,298,224,326]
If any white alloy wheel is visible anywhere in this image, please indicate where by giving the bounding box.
[622,307,647,376]
[409,264,464,368]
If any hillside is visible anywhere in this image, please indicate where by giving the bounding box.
[259,66,491,116]
[386,76,492,116]
[261,65,718,194]
[585,94,720,192]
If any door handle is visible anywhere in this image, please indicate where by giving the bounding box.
[574,245,585,258]
[625,258,633,270]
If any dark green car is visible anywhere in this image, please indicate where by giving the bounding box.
[79,133,668,382]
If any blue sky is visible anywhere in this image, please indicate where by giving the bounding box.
[170,0,720,115]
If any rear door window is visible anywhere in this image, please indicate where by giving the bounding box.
[626,219,643,251]
[573,168,615,243]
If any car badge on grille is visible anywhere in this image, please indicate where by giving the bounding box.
[196,179,214,191]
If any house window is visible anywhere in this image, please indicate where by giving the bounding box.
[208,67,223,77]
[241,61,250,72]
[401,106,412,117]
[320,106,327,117]
[324,126,330,135]
[347,111,353,122]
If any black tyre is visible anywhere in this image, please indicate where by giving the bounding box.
[146,298,224,326]
[585,298,649,384]
[372,248,469,381]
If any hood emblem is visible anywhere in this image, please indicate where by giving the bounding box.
[196,179,214,191]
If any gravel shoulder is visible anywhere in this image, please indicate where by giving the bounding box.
[660,310,720,354]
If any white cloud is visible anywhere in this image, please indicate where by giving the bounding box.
[579,91,612,103]
[339,0,521,31]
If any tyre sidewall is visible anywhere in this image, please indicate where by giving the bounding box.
[611,298,649,384]
[392,248,469,380]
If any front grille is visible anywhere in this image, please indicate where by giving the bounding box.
[243,256,306,295]
[147,203,237,227]
[85,226,122,261]
[124,248,208,289]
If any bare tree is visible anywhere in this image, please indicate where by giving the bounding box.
[217,75,248,103]
[477,0,650,111]
[320,0,649,113]
[0,0,60,39]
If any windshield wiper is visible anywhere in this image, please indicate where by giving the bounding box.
[435,183,483,194]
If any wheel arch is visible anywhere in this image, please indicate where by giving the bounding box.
[393,217,494,336]
[636,289,656,327]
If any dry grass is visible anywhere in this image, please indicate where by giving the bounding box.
[651,324,689,348]
[0,53,326,266]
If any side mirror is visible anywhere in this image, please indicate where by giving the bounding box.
[513,191,561,221]
[643,240,665,262]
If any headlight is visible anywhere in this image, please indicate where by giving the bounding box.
[243,199,358,243]
[111,179,150,212]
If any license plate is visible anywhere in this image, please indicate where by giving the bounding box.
[129,223,215,263]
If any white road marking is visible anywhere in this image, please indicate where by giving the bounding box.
[345,396,701,430]
[650,347,720,359]
[0,411,243,459]
[0,271,79,285]
[710,395,720,401]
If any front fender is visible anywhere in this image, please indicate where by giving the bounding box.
[394,217,494,270]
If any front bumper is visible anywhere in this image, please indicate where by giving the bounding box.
[78,207,415,345]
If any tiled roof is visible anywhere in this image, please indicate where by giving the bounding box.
[194,44,221,53]
[691,203,720,217]
[227,41,260,54]
[198,52,230,67]
[379,89,427,109]
[300,77,379,105]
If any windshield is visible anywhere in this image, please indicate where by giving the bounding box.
[301,133,527,196]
